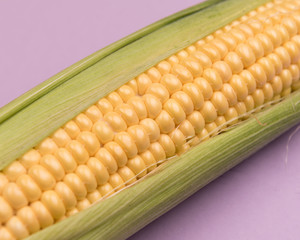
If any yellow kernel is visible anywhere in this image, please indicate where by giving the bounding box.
[55,148,77,173]
[66,208,79,217]
[74,113,93,131]
[267,53,283,74]
[146,67,162,83]
[203,68,223,90]
[41,190,66,220]
[255,33,273,55]
[292,81,300,91]
[143,94,162,119]
[140,150,157,172]
[169,129,186,149]
[3,182,28,210]
[126,79,138,94]
[86,190,102,204]
[16,175,41,202]
[148,142,166,162]
[194,77,213,100]
[109,173,125,191]
[235,43,256,68]
[282,17,298,38]
[156,61,171,75]
[66,140,89,164]
[212,61,232,83]
[127,96,147,120]
[103,112,127,132]
[198,128,210,141]
[164,99,186,125]
[246,37,264,59]
[146,83,169,104]
[215,116,227,128]
[292,35,300,49]
[95,147,118,174]
[284,41,300,63]
[185,45,197,54]
[127,156,147,178]
[115,104,139,126]
[205,122,218,136]
[192,51,212,68]
[252,89,265,108]
[118,166,137,185]
[136,73,152,95]
[51,128,71,148]
[230,28,246,43]
[160,73,182,94]
[3,161,26,181]
[6,216,29,239]
[114,132,138,159]
[274,46,291,68]
[281,87,292,97]
[262,83,274,102]
[289,64,300,83]
[155,110,175,134]
[63,120,80,139]
[199,44,221,62]
[218,32,237,51]
[19,149,40,170]
[104,142,127,168]
[64,173,87,200]
[200,101,217,123]
[92,120,114,145]
[84,105,103,123]
[17,206,40,234]
[36,138,58,155]
[246,19,264,35]
[257,57,275,81]
[176,50,189,60]
[0,197,13,224]
[75,165,97,193]
[77,199,91,211]
[0,174,8,194]
[187,111,205,134]
[40,155,65,181]
[106,92,123,108]
[280,69,293,89]
[235,23,254,38]
[265,27,282,48]
[211,91,229,115]
[235,102,247,116]
[55,182,77,210]
[229,75,248,101]
[224,52,244,74]
[31,201,53,229]
[87,157,110,185]
[270,76,283,95]
[210,39,228,59]
[0,227,14,240]
[221,83,238,107]
[140,118,160,142]
[127,125,150,153]
[98,183,114,197]
[28,165,55,191]
[244,95,255,112]
[117,85,136,102]
[179,119,195,139]
[167,55,180,65]
[240,70,257,94]
[171,91,194,115]
[96,98,113,115]
[247,63,267,88]
[159,134,176,157]
[224,107,239,125]
[181,57,203,77]
[182,83,204,110]
[172,64,193,83]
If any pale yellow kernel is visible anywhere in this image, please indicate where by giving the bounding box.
[282,17,298,38]
[215,116,227,128]
[177,50,189,60]
[86,190,102,203]
[0,174,8,194]
[17,206,40,234]
[98,183,114,197]
[36,138,58,155]
[167,55,180,65]
[240,70,257,94]
[106,92,123,108]
[177,143,191,155]
[229,75,249,101]
[127,125,150,153]
[117,85,136,102]
[163,99,186,125]
[210,38,228,59]
[280,69,293,89]
[204,34,214,42]
[274,46,291,68]
[127,156,147,178]
[103,112,127,132]
[0,197,13,224]
[160,73,182,94]
[246,37,264,59]
[140,150,157,172]
[126,79,138,94]
[218,32,237,51]
[255,33,273,55]
[252,89,265,108]
[66,208,79,217]
[292,35,300,49]
[31,201,53,229]
[3,161,26,182]
[213,29,224,37]
[224,107,239,125]
[40,154,65,181]
[97,98,113,115]
[51,128,71,148]
[199,44,221,62]
[74,113,93,131]
[64,173,87,200]
[142,94,162,119]
[55,148,77,173]
[182,83,204,110]
[64,120,80,139]
[195,39,205,47]
[257,57,275,81]
[235,43,256,68]
[292,81,300,91]
[244,95,255,112]
[3,182,28,210]
[205,122,218,136]
[92,120,114,145]
[212,61,232,83]
[202,68,223,90]
[169,129,186,149]
[115,104,139,126]
[265,27,282,48]
[281,87,292,97]
[224,52,244,74]
[6,216,29,239]
[284,41,300,63]
[267,53,283,74]
[185,45,197,54]
[104,142,127,168]
[84,105,103,123]
[148,142,166,162]
[235,23,254,38]
[41,190,66,220]
[187,111,205,134]
[75,165,97,193]
[247,63,267,88]
[181,57,203,77]
[155,110,175,134]
[113,133,138,162]
[194,77,213,100]
[198,128,210,141]
[118,166,137,185]
[179,120,196,140]
[146,67,162,83]
[66,140,89,164]
[246,19,264,35]
[159,134,176,157]
[192,51,212,68]
[235,102,247,116]
[127,96,147,120]
[95,148,118,174]
[221,83,238,107]
[211,91,229,115]
[146,83,169,104]
[77,199,91,211]
[230,28,246,44]
[171,91,194,115]
[28,165,55,191]
[200,101,217,123]
[140,118,160,142]
[289,65,300,83]
[109,173,125,191]
[55,182,77,210]
[156,61,171,75]
[19,149,41,170]
[16,174,41,202]
[262,83,274,102]
[0,227,14,240]
[87,157,110,185]
[172,64,193,83]
[271,76,283,95]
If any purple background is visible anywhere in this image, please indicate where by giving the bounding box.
[0,1,299,239]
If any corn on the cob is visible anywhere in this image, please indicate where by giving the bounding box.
[1,0,300,239]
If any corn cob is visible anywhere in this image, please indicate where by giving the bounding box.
[1,0,300,239]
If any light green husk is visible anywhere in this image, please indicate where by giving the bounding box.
[2,0,299,239]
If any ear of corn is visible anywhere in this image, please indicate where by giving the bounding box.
[1,0,300,239]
